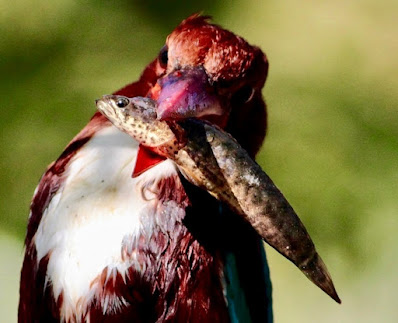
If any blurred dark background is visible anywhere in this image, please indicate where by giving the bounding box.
[1,0,397,321]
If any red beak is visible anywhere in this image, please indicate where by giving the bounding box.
[156,67,226,123]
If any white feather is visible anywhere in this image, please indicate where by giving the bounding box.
[34,125,177,321]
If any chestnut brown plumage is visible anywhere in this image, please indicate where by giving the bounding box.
[18,14,291,322]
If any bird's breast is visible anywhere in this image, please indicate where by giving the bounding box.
[33,125,179,320]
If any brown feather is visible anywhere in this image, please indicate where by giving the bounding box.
[19,14,271,322]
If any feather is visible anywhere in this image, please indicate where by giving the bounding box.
[19,14,273,322]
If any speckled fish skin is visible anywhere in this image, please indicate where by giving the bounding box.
[96,96,178,150]
[96,94,341,304]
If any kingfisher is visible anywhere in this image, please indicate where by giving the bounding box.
[19,15,273,322]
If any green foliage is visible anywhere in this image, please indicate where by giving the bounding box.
[1,0,397,321]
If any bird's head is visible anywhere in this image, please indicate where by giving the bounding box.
[119,14,269,158]
[155,15,268,157]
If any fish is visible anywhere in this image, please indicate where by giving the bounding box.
[96,94,341,304]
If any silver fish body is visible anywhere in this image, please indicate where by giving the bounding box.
[96,94,341,303]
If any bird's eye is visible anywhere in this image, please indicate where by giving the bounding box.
[159,45,168,67]
[233,86,255,104]
[116,97,129,108]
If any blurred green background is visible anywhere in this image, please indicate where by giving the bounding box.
[1,0,397,321]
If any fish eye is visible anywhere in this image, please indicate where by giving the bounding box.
[116,97,129,108]
[159,45,168,67]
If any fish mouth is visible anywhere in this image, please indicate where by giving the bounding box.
[95,96,109,115]
[95,95,115,119]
